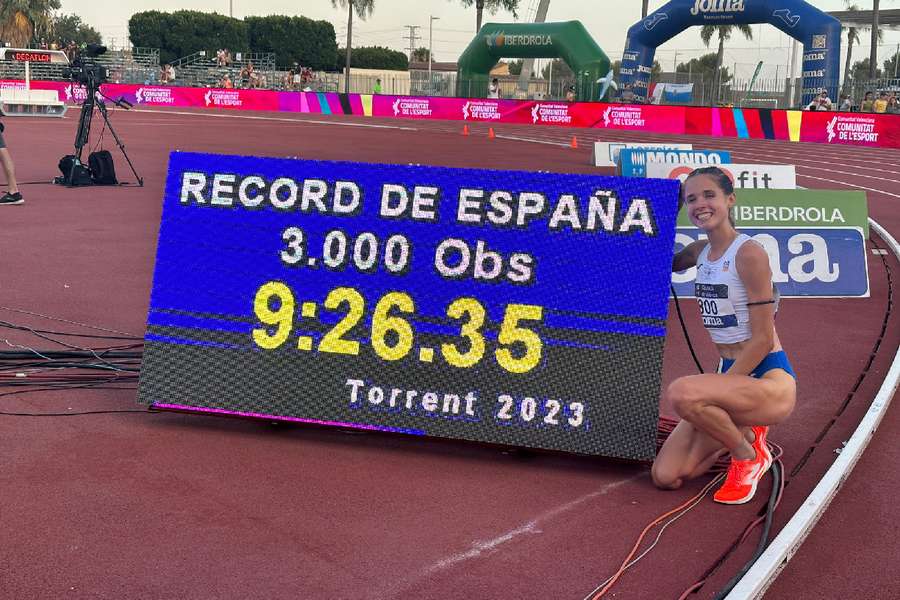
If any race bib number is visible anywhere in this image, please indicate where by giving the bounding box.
[695,283,738,328]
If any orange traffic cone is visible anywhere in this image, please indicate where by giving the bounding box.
[488,127,496,140]
[570,136,579,149]
[462,124,470,136]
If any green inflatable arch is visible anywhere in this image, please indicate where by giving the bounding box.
[456,21,613,102]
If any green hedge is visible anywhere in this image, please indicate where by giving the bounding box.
[245,16,337,71]
[336,46,408,71]
[128,11,336,70]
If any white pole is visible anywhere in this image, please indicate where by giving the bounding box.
[429,16,439,90]
[25,61,30,91]
[230,0,233,18]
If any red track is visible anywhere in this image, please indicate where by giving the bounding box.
[0,107,897,599]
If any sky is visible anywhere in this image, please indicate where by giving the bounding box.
[58,0,899,80]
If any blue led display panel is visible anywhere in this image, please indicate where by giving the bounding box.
[138,152,681,460]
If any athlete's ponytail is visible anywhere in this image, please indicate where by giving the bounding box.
[681,166,737,227]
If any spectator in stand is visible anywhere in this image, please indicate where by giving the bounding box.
[219,73,233,89]
[240,61,257,89]
[159,63,175,85]
[39,38,48,50]
[813,90,833,111]
[216,49,228,67]
[861,91,875,112]
[373,78,382,94]
[565,85,576,102]
[283,69,296,91]
[488,78,500,99]
[873,91,889,113]
[888,93,899,114]
[838,94,852,111]
[64,41,78,62]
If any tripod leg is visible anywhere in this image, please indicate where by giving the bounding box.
[96,101,144,187]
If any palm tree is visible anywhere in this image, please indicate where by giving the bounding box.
[700,24,753,101]
[458,0,519,33]
[0,0,60,48]
[869,0,880,79]
[332,0,375,94]
[842,4,863,94]
[842,1,883,93]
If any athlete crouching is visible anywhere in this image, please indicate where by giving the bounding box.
[652,166,796,504]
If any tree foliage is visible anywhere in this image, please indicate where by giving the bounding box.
[129,11,249,65]
[0,0,60,47]
[246,15,337,70]
[541,59,574,80]
[677,53,733,84]
[851,58,881,81]
[411,47,432,63]
[336,45,408,70]
[128,11,337,69]
[456,0,520,33]
[52,14,101,46]
[507,59,523,76]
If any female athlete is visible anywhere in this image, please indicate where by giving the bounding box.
[651,166,797,504]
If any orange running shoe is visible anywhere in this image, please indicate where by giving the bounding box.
[714,450,771,505]
[751,425,772,472]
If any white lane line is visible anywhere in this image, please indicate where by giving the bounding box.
[726,217,900,600]
[451,130,900,188]
[376,473,644,599]
[128,108,419,130]
[795,173,900,199]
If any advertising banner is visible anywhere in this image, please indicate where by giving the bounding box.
[673,189,869,297]
[646,163,797,189]
[619,148,731,177]
[138,153,682,460]
[592,142,693,168]
[4,79,896,149]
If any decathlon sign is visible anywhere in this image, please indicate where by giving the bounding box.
[619,149,731,178]
[592,142,692,168]
[646,163,797,189]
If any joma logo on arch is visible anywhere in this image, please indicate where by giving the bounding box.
[690,0,745,16]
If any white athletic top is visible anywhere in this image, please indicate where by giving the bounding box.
[695,234,757,345]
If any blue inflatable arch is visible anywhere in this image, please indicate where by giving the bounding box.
[618,0,841,107]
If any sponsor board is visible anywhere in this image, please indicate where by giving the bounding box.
[531,102,573,125]
[141,153,682,459]
[676,189,869,235]
[462,100,502,121]
[592,142,692,168]
[134,86,175,105]
[672,227,868,297]
[674,189,869,297]
[646,163,797,189]
[392,97,433,117]
[619,149,731,177]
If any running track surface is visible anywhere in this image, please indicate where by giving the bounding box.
[0,108,897,600]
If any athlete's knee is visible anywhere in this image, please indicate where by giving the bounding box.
[650,460,683,490]
[667,378,703,420]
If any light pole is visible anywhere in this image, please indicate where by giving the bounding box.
[429,16,439,91]
[230,0,233,18]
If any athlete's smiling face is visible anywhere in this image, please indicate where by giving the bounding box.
[682,174,735,231]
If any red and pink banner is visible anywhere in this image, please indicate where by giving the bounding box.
[3,80,898,149]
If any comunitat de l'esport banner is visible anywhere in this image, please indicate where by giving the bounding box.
[137,153,681,460]
[673,189,870,298]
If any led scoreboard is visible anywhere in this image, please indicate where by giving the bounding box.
[138,153,680,460]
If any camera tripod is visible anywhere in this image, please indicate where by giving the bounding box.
[57,81,144,187]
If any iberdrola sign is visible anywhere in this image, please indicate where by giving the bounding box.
[486,32,552,47]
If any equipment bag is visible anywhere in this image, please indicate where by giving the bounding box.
[57,155,94,187]
[88,150,118,185]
